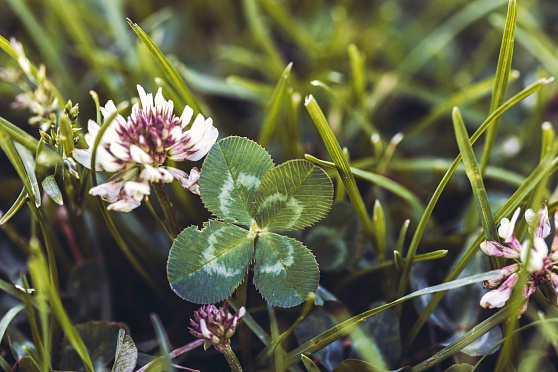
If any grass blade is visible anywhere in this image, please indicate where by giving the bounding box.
[409,307,511,372]
[305,95,376,249]
[242,0,285,75]
[258,62,293,147]
[0,129,41,207]
[127,18,201,114]
[0,304,25,343]
[284,270,503,367]
[149,313,175,372]
[395,76,553,318]
[0,188,27,224]
[479,0,517,172]
[405,153,558,350]
[305,154,424,216]
[373,200,387,262]
[452,107,498,241]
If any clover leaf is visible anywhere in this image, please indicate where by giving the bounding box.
[167,136,333,307]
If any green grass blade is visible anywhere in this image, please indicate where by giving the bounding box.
[304,95,376,248]
[127,18,201,114]
[409,307,511,372]
[0,304,25,343]
[0,116,39,153]
[266,304,284,372]
[398,0,507,77]
[0,188,27,224]
[227,298,271,346]
[373,200,387,261]
[387,158,525,187]
[0,130,41,207]
[258,0,319,57]
[479,0,517,172]
[242,0,285,75]
[258,62,292,147]
[305,154,424,217]
[149,313,175,372]
[395,76,553,313]
[4,0,73,93]
[14,143,41,207]
[301,355,320,372]
[255,294,314,363]
[404,72,518,141]
[348,44,366,100]
[405,154,558,350]
[452,107,498,241]
[29,241,94,372]
[284,270,503,367]
[46,0,118,97]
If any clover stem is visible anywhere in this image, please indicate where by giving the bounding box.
[222,345,243,372]
[152,182,180,238]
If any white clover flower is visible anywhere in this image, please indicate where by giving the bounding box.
[73,85,218,212]
[479,204,558,316]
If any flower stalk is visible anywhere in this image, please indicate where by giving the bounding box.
[222,346,243,372]
[152,181,180,238]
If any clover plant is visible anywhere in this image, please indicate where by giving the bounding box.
[167,136,333,307]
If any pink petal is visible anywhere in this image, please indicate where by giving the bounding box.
[480,240,520,259]
[483,265,519,288]
[480,273,518,309]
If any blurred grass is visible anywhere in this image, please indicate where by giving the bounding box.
[1,0,558,370]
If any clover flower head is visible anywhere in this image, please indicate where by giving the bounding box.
[189,303,246,352]
[479,204,558,316]
[73,85,218,212]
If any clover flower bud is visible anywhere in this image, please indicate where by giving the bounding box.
[189,303,245,352]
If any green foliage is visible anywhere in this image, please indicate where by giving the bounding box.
[200,136,274,225]
[2,0,558,370]
[169,136,333,307]
[111,330,137,372]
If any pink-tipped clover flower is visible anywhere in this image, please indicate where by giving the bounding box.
[479,203,558,316]
[73,85,218,212]
[189,303,246,352]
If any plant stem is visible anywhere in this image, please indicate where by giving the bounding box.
[222,346,243,372]
[152,182,180,238]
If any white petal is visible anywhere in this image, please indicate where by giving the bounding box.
[140,164,163,183]
[498,207,520,242]
[158,167,174,183]
[184,125,219,161]
[102,100,118,119]
[154,87,165,112]
[110,142,130,160]
[168,125,183,143]
[87,120,100,140]
[124,181,150,198]
[107,197,142,212]
[73,149,94,170]
[129,145,153,164]
[187,114,211,144]
[89,181,124,202]
[137,84,153,110]
[180,106,194,128]
[534,237,549,258]
[97,147,124,172]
